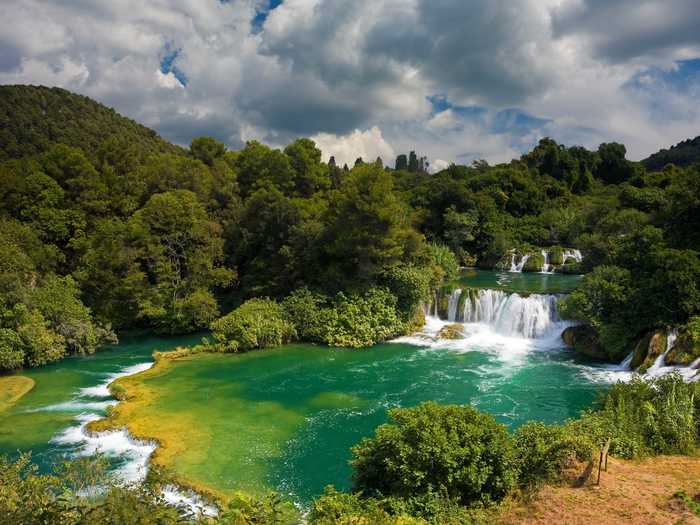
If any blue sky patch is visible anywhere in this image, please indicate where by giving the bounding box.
[252,0,283,33]
[160,46,188,86]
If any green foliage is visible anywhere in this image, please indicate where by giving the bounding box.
[190,136,227,166]
[576,374,699,458]
[425,243,459,284]
[211,298,296,352]
[323,164,424,290]
[512,422,594,487]
[320,288,406,348]
[351,402,516,505]
[0,85,181,163]
[559,266,634,360]
[0,328,24,370]
[220,491,300,524]
[642,135,700,171]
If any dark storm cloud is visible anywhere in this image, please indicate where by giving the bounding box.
[552,0,700,62]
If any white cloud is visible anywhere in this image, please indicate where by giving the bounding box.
[155,70,184,89]
[0,0,698,163]
[311,126,396,167]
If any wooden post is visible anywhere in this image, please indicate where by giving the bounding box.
[597,437,611,485]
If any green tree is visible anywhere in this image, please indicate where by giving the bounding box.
[351,402,516,505]
[129,190,235,333]
[323,164,424,289]
[190,136,227,166]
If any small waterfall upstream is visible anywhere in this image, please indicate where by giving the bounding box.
[562,249,583,264]
[439,288,562,339]
[509,253,530,273]
[617,328,699,381]
[540,250,552,274]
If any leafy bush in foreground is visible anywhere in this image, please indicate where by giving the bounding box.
[211,298,296,352]
[576,373,699,458]
[350,402,516,505]
[512,421,594,487]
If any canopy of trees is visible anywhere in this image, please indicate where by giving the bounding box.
[1,87,699,370]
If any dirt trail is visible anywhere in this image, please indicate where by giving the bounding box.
[501,455,700,524]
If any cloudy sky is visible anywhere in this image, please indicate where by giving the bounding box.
[2,0,699,168]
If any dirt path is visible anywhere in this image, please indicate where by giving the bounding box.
[501,455,700,524]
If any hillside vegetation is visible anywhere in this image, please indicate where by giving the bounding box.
[642,135,700,172]
[0,85,182,162]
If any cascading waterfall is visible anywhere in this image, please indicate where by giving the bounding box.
[446,289,462,323]
[617,328,698,381]
[541,249,552,273]
[440,288,561,339]
[562,249,583,264]
[509,253,530,273]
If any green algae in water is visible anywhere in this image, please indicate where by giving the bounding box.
[117,341,605,503]
[0,329,614,506]
[0,333,204,473]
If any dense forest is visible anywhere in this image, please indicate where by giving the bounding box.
[2,85,700,523]
[1,85,699,371]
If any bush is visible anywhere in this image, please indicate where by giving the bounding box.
[0,328,24,370]
[281,287,407,348]
[426,244,459,284]
[280,288,328,342]
[350,402,516,505]
[512,421,594,487]
[576,374,699,458]
[211,298,296,352]
[322,288,406,348]
[309,488,425,525]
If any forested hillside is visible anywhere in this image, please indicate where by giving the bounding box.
[642,135,700,171]
[0,85,699,372]
[0,85,182,162]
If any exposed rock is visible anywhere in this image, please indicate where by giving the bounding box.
[666,328,700,366]
[561,325,608,361]
[437,324,465,340]
[632,329,667,373]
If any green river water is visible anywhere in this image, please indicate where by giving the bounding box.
[0,271,627,505]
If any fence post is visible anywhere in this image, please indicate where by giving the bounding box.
[597,437,611,486]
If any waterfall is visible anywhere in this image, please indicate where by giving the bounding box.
[509,253,530,273]
[441,288,561,339]
[562,249,583,264]
[446,289,462,323]
[541,249,552,273]
[646,328,679,376]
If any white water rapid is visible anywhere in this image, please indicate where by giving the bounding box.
[42,361,218,517]
[509,253,530,273]
[540,250,552,274]
[562,249,583,264]
[610,328,698,382]
[442,288,565,339]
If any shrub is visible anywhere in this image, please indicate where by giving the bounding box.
[282,287,407,348]
[322,288,406,348]
[426,244,459,284]
[221,491,300,525]
[350,402,516,505]
[380,264,432,319]
[0,328,24,370]
[280,288,327,342]
[576,374,699,458]
[512,421,594,487]
[309,488,425,525]
[211,298,296,352]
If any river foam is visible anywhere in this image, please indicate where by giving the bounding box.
[37,359,218,516]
